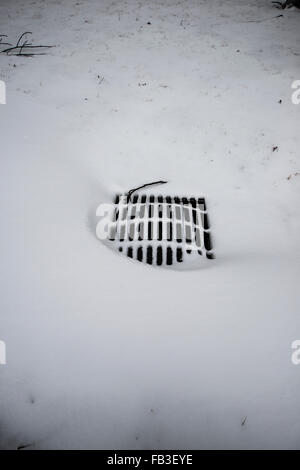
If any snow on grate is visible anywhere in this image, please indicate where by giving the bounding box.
[104,193,214,268]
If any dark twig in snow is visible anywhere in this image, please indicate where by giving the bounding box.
[17,443,33,450]
[242,14,283,23]
[127,181,168,202]
[0,35,12,47]
[287,172,300,180]
[16,31,32,47]
[0,32,55,57]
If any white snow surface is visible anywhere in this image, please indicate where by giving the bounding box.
[0,0,300,450]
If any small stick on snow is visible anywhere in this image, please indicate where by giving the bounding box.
[0,32,55,56]
[127,181,168,202]
[242,14,283,23]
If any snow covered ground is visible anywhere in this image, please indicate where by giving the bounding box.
[0,0,300,450]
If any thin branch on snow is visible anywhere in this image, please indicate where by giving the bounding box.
[0,32,55,57]
[16,31,32,47]
[0,35,12,47]
[242,14,283,23]
[127,181,168,202]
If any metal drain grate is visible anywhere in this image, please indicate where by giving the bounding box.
[104,191,214,267]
